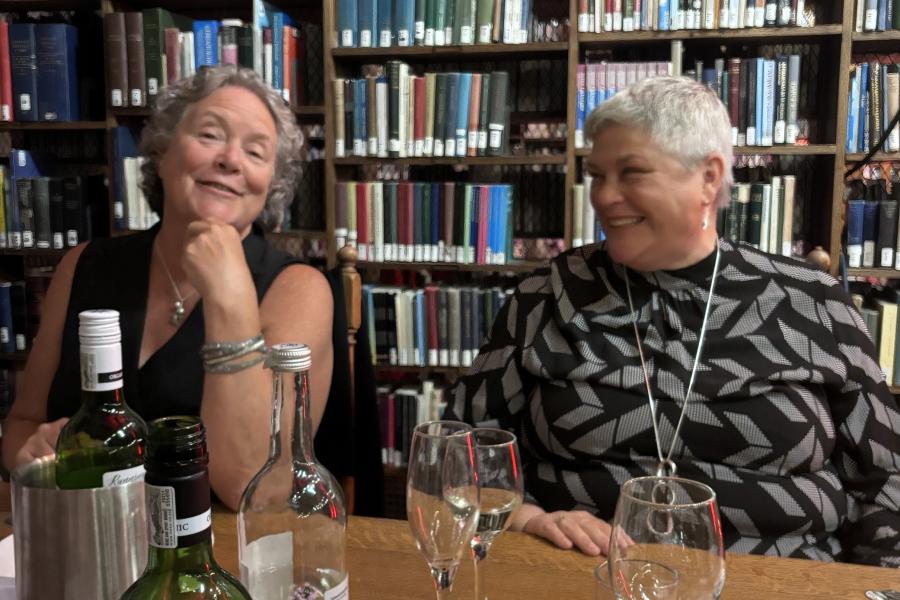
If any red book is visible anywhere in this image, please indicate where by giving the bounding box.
[0,20,12,121]
[164,27,180,85]
[282,24,292,104]
[466,73,481,156]
[728,58,741,136]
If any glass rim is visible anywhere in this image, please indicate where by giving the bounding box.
[472,427,517,448]
[412,419,473,438]
[619,475,717,508]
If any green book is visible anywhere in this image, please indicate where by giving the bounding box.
[141,7,192,104]
[434,0,448,45]
[425,0,437,44]
[747,183,765,248]
[475,0,493,43]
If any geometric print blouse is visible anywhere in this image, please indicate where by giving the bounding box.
[447,239,900,567]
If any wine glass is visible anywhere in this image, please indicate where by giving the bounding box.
[470,428,523,600]
[407,421,480,600]
[607,476,725,600]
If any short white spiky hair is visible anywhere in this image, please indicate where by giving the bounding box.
[584,76,733,207]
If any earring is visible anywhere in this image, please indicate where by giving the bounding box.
[700,209,709,230]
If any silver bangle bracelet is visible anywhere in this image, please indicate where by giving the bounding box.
[201,334,266,373]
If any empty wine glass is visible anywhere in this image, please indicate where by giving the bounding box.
[608,476,725,600]
[470,428,523,600]
[407,421,480,600]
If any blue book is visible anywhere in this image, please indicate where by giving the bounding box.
[430,182,440,258]
[859,62,869,152]
[659,0,670,30]
[455,72,471,157]
[394,0,415,46]
[755,57,764,146]
[272,13,292,92]
[846,199,865,268]
[35,24,79,121]
[847,69,860,153]
[414,290,425,366]
[337,0,358,47]
[8,150,44,248]
[878,0,888,30]
[193,20,219,68]
[761,59,775,146]
[358,0,377,47]
[701,68,717,92]
[575,66,586,145]
[111,127,139,231]
[862,200,880,267]
[444,72,460,157]
[0,283,12,354]
[377,0,393,46]
[489,185,500,263]
[8,24,38,121]
[353,78,367,155]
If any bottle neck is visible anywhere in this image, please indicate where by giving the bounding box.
[287,370,315,463]
[143,465,216,572]
[80,342,124,402]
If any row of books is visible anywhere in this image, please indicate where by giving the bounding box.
[846,181,900,270]
[846,60,900,155]
[336,0,536,48]
[854,0,900,32]
[0,154,93,250]
[0,20,79,122]
[335,180,515,264]
[103,8,323,109]
[857,293,900,386]
[334,65,510,158]
[376,380,447,467]
[363,283,513,368]
[577,0,813,33]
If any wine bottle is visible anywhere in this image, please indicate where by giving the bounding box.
[55,309,147,489]
[121,416,251,599]
[238,343,349,599]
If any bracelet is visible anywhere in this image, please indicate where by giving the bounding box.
[201,334,266,373]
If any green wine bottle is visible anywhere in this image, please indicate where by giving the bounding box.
[56,309,147,489]
[120,416,251,600]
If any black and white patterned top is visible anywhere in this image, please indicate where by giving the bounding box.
[447,239,900,567]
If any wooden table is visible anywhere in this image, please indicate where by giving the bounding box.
[210,511,900,599]
[0,480,897,598]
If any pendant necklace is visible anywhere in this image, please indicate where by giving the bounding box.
[622,244,721,480]
[155,243,198,326]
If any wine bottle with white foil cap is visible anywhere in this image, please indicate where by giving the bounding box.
[55,309,147,489]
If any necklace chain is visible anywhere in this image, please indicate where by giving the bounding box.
[155,243,198,326]
[623,244,721,477]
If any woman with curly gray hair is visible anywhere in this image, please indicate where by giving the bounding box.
[2,66,334,510]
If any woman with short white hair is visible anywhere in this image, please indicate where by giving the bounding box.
[448,76,900,566]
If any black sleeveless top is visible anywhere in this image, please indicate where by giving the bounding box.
[47,224,300,422]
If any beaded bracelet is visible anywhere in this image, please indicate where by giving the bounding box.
[200,334,267,373]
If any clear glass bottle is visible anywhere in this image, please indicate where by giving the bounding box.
[121,416,251,599]
[55,309,147,489]
[238,343,349,600]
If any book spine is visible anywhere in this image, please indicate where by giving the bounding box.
[487,71,509,156]
[0,21,13,121]
[35,24,79,121]
[878,199,898,268]
[862,199,879,268]
[49,177,64,250]
[32,176,50,249]
[125,12,146,107]
[8,24,38,120]
[16,177,35,248]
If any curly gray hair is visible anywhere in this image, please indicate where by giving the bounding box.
[138,65,304,231]
[584,76,734,208]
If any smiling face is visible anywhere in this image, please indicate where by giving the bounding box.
[157,85,277,235]
[585,124,723,272]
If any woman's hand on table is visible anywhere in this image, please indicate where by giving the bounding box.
[510,502,612,557]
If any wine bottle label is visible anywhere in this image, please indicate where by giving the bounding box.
[102,464,145,488]
[146,483,212,549]
[80,344,124,392]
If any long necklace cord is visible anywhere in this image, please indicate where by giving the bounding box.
[623,244,722,471]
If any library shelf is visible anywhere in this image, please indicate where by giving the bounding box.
[574,144,837,157]
[332,41,568,60]
[357,259,546,272]
[890,386,900,395]
[334,155,566,166]
[0,248,71,257]
[295,105,325,116]
[852,31,900,42]
[846,268,900,279]
[845,152,900,162]
[578,25,843,46]
[373,364,467,375]
[0,121,107,131]
[267,229,328,241]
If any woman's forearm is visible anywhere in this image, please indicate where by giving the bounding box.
[1,416,41,471]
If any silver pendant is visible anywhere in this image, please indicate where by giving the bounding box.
[171,300,185,326]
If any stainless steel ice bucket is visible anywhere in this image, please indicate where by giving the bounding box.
[10,456,148,600]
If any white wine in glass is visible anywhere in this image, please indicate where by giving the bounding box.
[471,428,524,600]
[407,421,480,600]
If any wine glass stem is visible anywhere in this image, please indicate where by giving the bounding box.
[472,541,491,600]
[431,566,456,600]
